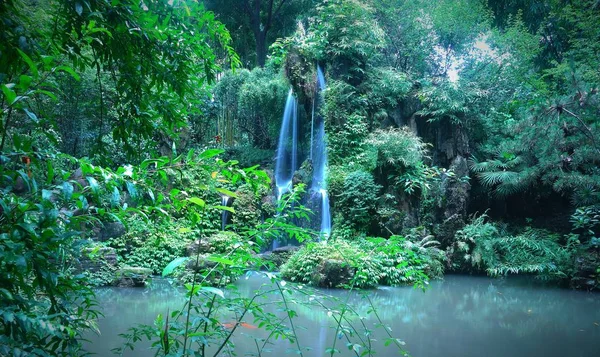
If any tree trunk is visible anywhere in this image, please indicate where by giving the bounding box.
[255,30,267,67]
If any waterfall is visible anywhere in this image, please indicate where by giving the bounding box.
[317,65,326,91]
[311,65,331,240]
[274,89,298,201]
[221,195,231,231]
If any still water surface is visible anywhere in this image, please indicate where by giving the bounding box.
[86,274,600,357]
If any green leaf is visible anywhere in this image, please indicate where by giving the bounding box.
[0,198,10,216]
[1,84,17,105]
[46,161,54,185]
[148,189,155,202]
[42,189,53,201]
[162,257,189,277]
[18,75,32,90]
[186,149,195,162]
[87,177,99,195]
[199,148,224,160]
[201,286,224,298]
[213,205,234,213]
[126,181,137,199]
[63,182,74,200]
[111,187,121,207]
[55,65,81,81]
[75,2,83,16]
[188,197,205,207]
[23,108,38,123]
[17,49,38,77]
[215,188,238,199]
[205,256,234,265]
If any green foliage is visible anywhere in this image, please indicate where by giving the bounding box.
[281,241,383,289]
[367,128,428,169]
[336,171,381,230]
[108,217,196,275]
[481,229,572,278]
[363,67,413,110]
[469,151,537,197]
[448,213,501,272]
[322,80,370,164]
[362,235,445,287]
[301,0,385,82]
[282,236,442,289]
[211,67,288,149]
[450,214,573,279]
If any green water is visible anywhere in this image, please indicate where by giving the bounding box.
[86,274,600,356]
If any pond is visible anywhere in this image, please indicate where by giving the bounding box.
[86,274,600,357]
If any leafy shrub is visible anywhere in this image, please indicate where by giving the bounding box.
[366,128,428,169]
[450,214,573,279]
[336,171,381,230]
[178,231,253,286]
[364,67,412,111]
[481,228,572,278]
[362,235,445,287]
[447,214,500,272]
[231,184,264,229]
[280,241,382,289]
[108,217,197,275]
[281,236,443,289]
[322,80,371,164]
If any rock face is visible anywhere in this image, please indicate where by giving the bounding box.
[434,155,471,246]
[116,266,152,287]
[76,246,119,286]
[571,251,600,290]
[385,97,471,244]
[94,222,126,242]
[78,247,118,274]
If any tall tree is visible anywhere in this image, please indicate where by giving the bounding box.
[205,0,310,67]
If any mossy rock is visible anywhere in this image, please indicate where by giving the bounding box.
[311,259,354,288]
[260,245,300,270]
[116,266,153,287]
[186,232,242,255]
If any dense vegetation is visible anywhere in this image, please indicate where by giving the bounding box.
[1,0,599,356]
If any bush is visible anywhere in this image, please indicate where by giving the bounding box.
[336,171,381,230]
[280,241,382,289]
[280,236,444,289]
[108,217,198,275]
[361,235,445,287]
[447,214,499,272]
[366,127,427,170]
[449,214,573,279]
[179,231,255,286]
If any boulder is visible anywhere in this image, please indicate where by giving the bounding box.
[260,245,300,269]
[570,251,600,290]
[94,222,126,242]
[78,247,118,274]
[116,266,152,287]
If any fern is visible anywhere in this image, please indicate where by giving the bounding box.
[476,229,570,278]
[468,152,536,197]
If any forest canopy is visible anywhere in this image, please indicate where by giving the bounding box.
[1,0,600,356]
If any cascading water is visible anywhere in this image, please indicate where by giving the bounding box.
[221,195,231,231]
[311,65,331,239]
[316,65,326,91]
[274,89,298,201]
[272,89,298,250]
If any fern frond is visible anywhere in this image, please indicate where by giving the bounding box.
[478,170,520,187]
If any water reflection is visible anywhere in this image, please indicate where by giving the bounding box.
[86,275,600,357]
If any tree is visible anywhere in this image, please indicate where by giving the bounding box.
[205,0,310,67]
